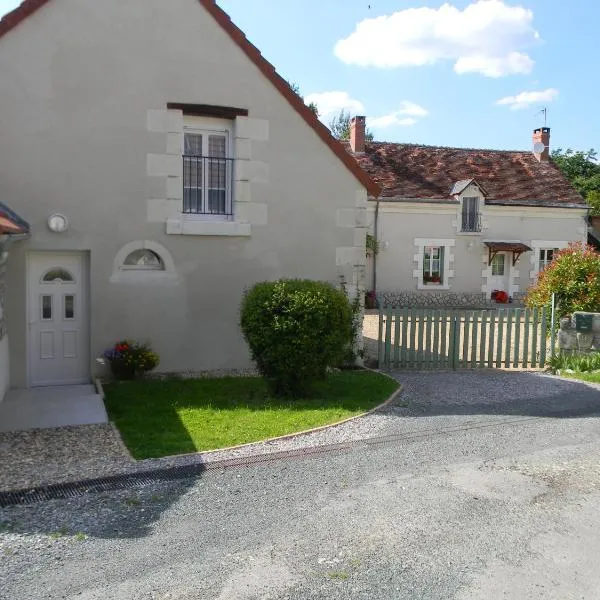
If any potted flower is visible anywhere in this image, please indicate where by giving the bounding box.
[103,340,160,380]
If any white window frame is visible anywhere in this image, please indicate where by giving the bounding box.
[413,238,455,290]
[538,248,557,273]
[182,117,233,222]
[423,246,444,286]
[529,241,569,281]
[491,253,506,276]
[460,196,480,233]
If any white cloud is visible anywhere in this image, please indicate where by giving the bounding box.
[303,91,364,119]
[367,102,428,128]
[369,115,417,128]
[496,87,558,109]
[334,0,539,77]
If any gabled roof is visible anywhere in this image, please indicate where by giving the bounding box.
[450,178,488,197]
[345,142,585,207]
[0,0,381,197]
[0,202,29,235]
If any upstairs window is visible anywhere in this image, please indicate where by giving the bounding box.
[183,129,232,218]
[423,246,444,285]
[461,197,481,232]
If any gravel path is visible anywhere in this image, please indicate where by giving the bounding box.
[2,373,600,599]
[0,424,134,491]
[3,371,600,493]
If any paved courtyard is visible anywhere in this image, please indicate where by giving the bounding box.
[1,371,600,599]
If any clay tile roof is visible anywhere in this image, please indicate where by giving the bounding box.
[345,142,585,207]
[0,0,381,197]
[0,202,29,235]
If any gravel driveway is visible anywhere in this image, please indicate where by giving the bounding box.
[2,371,600,599]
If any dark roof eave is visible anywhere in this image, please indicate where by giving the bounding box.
[368,196,588,209]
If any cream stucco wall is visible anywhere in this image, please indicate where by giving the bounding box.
[0,0,367,387]
[367,194,587,297]
[0,337,8,402]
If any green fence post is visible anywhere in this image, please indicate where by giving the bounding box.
[378,305,384,369]
[550,293,557,360]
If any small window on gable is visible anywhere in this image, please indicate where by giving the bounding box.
[42,268,74,283]
[122,249,164,270]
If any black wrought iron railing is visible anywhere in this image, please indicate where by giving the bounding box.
[183,155,234,216]
[461,211,482,232]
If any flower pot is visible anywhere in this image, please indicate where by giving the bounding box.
[109,360,136,381]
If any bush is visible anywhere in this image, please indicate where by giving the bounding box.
[526,243,600,320]
[240,279,354,396]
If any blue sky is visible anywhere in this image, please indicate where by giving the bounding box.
[1,0,596,151]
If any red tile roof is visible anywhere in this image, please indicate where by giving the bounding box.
[347,142,585,207]
[0,0,381,197]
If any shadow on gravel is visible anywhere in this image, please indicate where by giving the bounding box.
[386,370,600,419]
[0,476,199,541]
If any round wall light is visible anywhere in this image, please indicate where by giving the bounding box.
[47,213,69,233]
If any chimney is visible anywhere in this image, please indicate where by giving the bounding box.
[533,127,550,162]
[350,116,366,153]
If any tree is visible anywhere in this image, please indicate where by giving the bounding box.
[526,243,600,319]
[288,81,319,117]
[551,148,600,213]
[328,109,374,142]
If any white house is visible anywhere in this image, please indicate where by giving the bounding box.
[346,118,587,307]
[0,0,379,400]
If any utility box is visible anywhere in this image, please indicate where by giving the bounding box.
[574,313,594,333]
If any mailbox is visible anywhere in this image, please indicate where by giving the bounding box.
[574,313,594,333]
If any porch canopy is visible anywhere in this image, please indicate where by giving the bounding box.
[484,241,532,266]
[0,202,29,236]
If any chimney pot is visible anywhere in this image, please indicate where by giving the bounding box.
[350,115,366,153]
[533,127,551,162]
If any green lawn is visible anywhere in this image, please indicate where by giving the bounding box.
[560,371,600,384]
[103,371,398,459]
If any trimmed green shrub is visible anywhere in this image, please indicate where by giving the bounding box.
[240,279,354,396]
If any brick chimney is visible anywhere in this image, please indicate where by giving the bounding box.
[533,127,550,162]
[350,116,366,153]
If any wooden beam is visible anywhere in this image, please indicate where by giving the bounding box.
[167,103,249,119]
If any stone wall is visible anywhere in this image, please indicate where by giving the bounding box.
[558,312,600,353]
[377,290,493,309]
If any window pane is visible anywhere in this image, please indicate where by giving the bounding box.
[123,249,163,269]
[42,268,74,283]
[208,135,226,158]
[492,254,505,276]
[64,295,75,320]
[184,133,203,156]
[41,295,52,320]
[208,189,227,214]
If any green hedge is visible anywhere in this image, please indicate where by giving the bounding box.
[240,279,353,396]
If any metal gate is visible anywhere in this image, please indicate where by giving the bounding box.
[378,306,550,370]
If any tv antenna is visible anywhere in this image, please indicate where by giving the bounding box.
[538,107,548,127]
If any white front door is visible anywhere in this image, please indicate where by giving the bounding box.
[28,253,89,386]
[489,252,510,295]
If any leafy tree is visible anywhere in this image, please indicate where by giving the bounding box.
[551,148,600,213]
[288,81,319,117]
[526,243,600,319]
[329,109,374,142]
